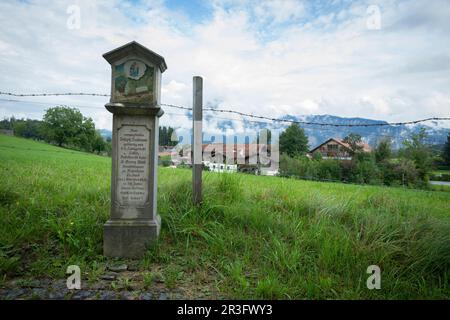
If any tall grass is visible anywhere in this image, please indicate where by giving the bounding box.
[0,134,449,299]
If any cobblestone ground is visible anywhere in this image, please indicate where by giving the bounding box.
[0,279,184,300]
[0,267,218,300]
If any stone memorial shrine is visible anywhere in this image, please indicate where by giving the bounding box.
[102,41,167,257]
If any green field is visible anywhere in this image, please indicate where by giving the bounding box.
[0,134,449,299]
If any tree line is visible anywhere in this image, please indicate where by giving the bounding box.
[1,107,110,155]
[278,123,450,188]
[0,106,176,155]
[159,126,177,147]
[2,106,449,188]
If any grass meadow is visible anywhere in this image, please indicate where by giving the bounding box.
[0,134,449,299]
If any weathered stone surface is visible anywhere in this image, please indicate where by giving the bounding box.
[107,264,128,272]
[103,41,167,106]
[102,42,165,258]
[121,291,139,300]
[1,276,209,300]
[90,282,107,290]
[4,288,27,299]
[49,291,66,300]
[116,125,150,209]
[71,291,93,300]
[101,273,118,281]
[127,263,139,271]
[30,288,47,299]
[99,291,117,300]
[158,292,168,300]
[103,218,160,258]
[139,292,153,300]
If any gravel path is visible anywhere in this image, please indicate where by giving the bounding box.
[0,278,181,300]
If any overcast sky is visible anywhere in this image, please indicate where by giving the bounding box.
[0,0,449,132]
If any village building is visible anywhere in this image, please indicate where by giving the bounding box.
[309,138,372,160]
[158,145,175,158]
[203,161,237,173]
[169,143,277,175]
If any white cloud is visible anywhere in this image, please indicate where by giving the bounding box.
[254,0,306,24]
[0,0,449,133]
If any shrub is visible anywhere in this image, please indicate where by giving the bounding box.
[316,159,341,181]
[279,154,308,178]
[392,158,420,187]
[353,157,382,184]
[279,153,428,188]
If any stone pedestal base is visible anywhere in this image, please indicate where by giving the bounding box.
[103,217,161,258]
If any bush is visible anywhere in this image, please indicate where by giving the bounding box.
[159,155,172,167]
[392,159,420,187]
[279,155,343,182]
[316,159,342,181]
[352,158,382,184]
[279,154,309,178]
[378,161,397,186]
[279,152,428,188]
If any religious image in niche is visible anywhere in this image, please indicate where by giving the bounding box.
[129,62,140,79]
[114,59,155,104]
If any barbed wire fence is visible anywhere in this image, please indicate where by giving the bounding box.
[1,91,449,187]
[1,91,450,126]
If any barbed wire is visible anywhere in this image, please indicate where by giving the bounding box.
[166,103,450,127]
[160,103,192,111]
[0,97,375,131]
[1,91,450,127]
[0,98,105,110]
[0,91,109,97]
[0,97,282,126]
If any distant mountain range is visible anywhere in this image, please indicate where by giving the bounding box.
[99,129,112,140]
[241,114,450,149]
[99,115,450,150]
[281,115,449,149]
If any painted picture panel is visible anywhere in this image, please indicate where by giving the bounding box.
[113,59,155,104]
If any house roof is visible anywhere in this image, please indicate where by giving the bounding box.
[103,41,167,72]
[309,138,372,153]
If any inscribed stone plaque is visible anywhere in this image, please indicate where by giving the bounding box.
[114,59,155,104]
[117,125,150,207]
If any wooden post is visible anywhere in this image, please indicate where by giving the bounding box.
[193,76,203,204]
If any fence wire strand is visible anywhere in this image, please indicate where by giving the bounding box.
[1,91,450,127]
